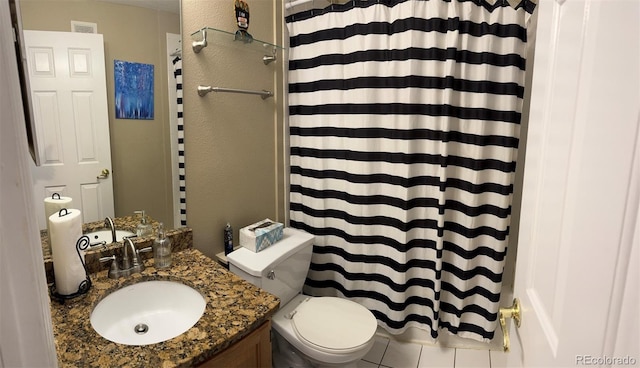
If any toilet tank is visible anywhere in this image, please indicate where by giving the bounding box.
[227,228,314,306]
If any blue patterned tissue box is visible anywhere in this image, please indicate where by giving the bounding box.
[239,219,284,252]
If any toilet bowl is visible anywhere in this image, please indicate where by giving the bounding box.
[272,294,377,367]
[227,228,377,367]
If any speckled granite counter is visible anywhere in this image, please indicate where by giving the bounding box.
[50,248,280,367]
[41,215,155,258]
[42,216,193,284]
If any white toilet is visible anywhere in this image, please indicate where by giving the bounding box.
[227,228,377,368]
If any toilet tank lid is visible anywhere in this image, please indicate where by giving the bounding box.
[226,228,314,276]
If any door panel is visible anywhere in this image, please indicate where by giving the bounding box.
[31,90,63,164]
[25,30,113,229]
[495,0,640,366]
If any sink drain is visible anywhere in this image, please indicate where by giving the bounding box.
[134,323,149,335]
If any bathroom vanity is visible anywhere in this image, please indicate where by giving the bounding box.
[49,248,279,367]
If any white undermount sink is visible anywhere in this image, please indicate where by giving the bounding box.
[85,229,135,245]
[90,280,206,345]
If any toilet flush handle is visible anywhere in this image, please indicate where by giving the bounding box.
[267,270,275,280]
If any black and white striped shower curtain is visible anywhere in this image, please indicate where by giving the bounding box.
[287,0,533,342]
[172,57,187,227]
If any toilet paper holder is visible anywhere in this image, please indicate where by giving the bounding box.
[50,231,92,304]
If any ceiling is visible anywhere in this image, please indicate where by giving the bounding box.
[96,0,179,14]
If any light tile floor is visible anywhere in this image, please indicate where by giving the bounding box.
[358,336,507,368]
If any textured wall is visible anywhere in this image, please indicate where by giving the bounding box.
[182,0,286,259]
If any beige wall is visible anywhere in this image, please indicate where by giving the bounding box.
[20,0,180,227]
[182,0,286,258]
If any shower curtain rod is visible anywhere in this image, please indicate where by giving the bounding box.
[285,0,330,10]
[285,0,536,11]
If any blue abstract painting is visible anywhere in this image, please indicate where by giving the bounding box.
[114,60,154,119]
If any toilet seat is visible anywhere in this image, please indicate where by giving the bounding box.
[291,297,377,353]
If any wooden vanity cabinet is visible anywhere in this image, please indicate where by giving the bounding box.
[199,320,272,368]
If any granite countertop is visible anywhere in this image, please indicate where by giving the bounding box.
[41,215,160,260]
[42,216,193,284]
[50,248,280,367]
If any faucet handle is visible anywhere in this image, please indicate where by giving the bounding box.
[91,240,107,249]
[99,255,115,263]
[133,247,152,265]
[99,255,120,279]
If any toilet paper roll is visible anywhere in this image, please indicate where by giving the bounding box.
[44,194,73,220]
[49,208,85,296]
[44,194,72,245]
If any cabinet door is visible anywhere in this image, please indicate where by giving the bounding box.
[200,320,272,368]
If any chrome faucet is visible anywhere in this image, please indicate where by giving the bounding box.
[104,217,116,244]
[99,237,151,279]
[121,237,137,270]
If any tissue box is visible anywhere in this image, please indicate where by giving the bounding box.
[240,219,284,252]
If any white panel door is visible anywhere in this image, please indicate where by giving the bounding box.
[25,30,113,229]
[493,0,639,366]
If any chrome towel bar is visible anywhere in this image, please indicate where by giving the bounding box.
[197,85,273,99]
